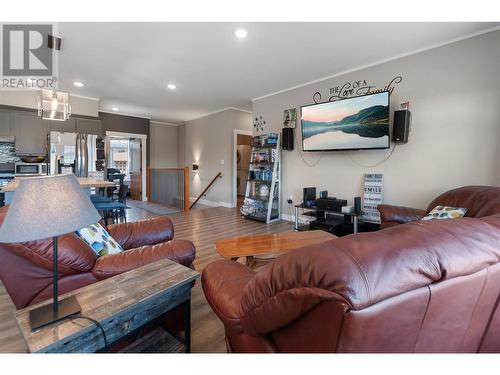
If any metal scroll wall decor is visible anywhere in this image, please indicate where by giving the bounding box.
[312,76,403,104]
[253,116,266,132]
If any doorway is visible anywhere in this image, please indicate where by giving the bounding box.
[106,131,148,201]
[233,129,253,208]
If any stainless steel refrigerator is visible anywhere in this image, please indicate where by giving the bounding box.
[50,131,106,178]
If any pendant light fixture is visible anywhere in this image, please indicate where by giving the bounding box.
[38,89,71,121]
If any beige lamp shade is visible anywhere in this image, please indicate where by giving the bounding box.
[0,174,101,243]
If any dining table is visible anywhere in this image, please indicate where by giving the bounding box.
[1,176,116,205]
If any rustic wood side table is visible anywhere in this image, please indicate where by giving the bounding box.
[14,259,199,353]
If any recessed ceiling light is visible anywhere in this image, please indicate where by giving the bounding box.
[234,29,248,39]
[73,81,84,88]
[167,83,177,90]
[112,107,119,112]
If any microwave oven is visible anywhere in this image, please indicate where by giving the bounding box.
[15,162,48,176]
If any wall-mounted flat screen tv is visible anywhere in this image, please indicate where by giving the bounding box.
[301,91,390,151]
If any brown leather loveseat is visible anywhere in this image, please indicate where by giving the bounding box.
[0,205,196,310]
[202,186,500,352]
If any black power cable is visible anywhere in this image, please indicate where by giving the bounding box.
[69,314,108,351]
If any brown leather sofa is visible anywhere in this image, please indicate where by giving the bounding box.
[0,205,196,310]
[378,185,500,229]
[202,186,500,353]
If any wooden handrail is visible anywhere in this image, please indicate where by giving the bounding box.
[189,172,222,209]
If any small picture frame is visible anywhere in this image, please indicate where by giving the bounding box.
[283,108,297,128]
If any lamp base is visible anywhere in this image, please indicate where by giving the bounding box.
[29,295,82,331]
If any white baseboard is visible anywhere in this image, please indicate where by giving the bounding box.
[280,213,295,222]
[189,196,235,208]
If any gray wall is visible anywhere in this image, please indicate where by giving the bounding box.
[185,108,253,205]
[99,112,151,166]
[150,122,180,168]
[253,30,500,212]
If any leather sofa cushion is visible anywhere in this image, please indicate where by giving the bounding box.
[427,186,500,218]
[107,215,174,249]
[92,239,195,280]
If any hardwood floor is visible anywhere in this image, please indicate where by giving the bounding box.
[127,203,293,352]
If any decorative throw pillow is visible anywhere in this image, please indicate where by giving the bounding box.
[421,205,468,221]
[76,223,124,257]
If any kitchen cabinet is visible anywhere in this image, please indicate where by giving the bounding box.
[11,111,47,155]
[76,118,102,136]
[0,109,13,137]
[45,118,76,133]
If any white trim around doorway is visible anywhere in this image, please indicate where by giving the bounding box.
[106,131,148,202]
[232,129,253,208]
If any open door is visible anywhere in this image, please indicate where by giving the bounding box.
[129,138,142,200]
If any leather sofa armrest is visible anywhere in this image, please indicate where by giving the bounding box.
[378,204,426,224]
[202,260,256,333]
[107,216,174,250]
[91,239,195,280]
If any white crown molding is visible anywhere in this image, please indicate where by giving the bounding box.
[251,26,500,102]
[71,93,100,101]
[99,110,151,119]
[186,106,252,122]
[150,120,183,127]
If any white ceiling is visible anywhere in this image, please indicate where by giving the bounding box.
[57,22,499,124]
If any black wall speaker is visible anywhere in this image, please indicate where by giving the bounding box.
[354,197,362,214]
[282,128,294,150]
[393,110,411,143]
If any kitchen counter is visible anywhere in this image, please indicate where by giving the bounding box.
[1,176,115,192]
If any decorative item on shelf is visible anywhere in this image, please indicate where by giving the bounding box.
[259,184,270,197]
[283,108,297,128]
[253,116,266,133]
[0,174,101,330]
[266,132,279,145]
[192,163,199,172]
[37,89,71,121]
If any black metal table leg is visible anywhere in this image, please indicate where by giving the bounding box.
[184,299,191,353]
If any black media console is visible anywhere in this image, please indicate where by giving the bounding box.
[294,204,371,236]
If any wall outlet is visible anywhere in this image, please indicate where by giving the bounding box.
[220,159,225,165]
[287,195,293,204]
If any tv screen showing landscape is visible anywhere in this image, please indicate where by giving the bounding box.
[301,92,390,151]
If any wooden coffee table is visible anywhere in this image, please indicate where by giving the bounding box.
[215,230,336,268]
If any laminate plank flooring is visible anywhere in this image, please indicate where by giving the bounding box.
[127,202,293,352]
